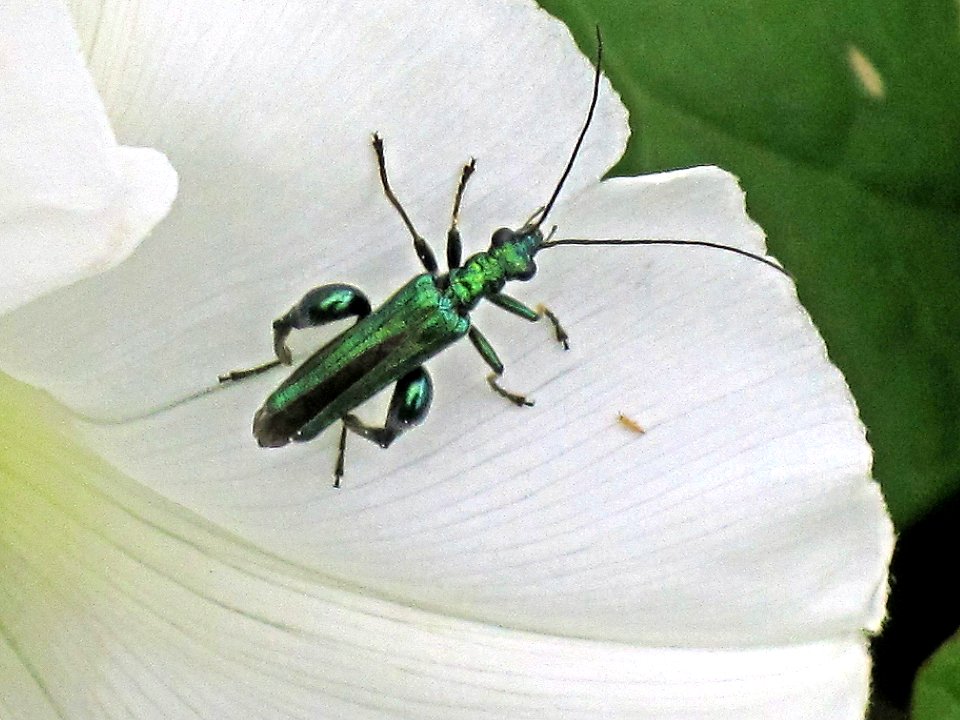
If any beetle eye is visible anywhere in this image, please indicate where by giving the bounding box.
[491,227,514,247]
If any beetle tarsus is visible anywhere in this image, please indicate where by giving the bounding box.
[486,373,534,407]
[537,304,569,350]
[333,423,347,488]
[217,358,282,384]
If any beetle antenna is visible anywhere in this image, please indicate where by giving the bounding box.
[533,26,603,230]
[540,237,790,276]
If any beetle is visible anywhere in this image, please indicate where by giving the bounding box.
[219,29,786,487]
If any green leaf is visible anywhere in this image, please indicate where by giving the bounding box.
[912,631,960,720]
[539,0,960,528]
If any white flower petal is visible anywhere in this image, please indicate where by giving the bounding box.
[48,169,890,648]
[0,2,177,314]
[1,376,873,719]
[0,641,60,720]
[0,5,890,713]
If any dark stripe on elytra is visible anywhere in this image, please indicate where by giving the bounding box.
[264,333,408,440]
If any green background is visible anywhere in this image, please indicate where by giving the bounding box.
[536,1,960,717]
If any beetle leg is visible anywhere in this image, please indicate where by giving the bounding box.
[271,284,372,365]
[333,423,347,489]
[342,366,434,449]
[486,293,569,350]
[446,157,476,270]
[535,304,569,350]
[372,133,439,275]
[468,326,534,407]
[217,358,283,384]
[218,284,371,383]
[486,374,534,407]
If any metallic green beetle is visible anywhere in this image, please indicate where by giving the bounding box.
[219,31,785,487]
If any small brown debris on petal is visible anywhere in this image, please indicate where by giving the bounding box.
[617,412,645,434]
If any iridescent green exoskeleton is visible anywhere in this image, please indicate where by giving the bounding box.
[219,30,786,487]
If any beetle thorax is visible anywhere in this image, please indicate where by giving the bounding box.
[447,252,507,310]
[446,228,540,311]
[448,248,531,308]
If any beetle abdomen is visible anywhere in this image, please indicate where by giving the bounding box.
[253,274,468,447]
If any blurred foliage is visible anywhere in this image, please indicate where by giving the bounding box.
[871,493,960,718]
[912,630,960,719]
